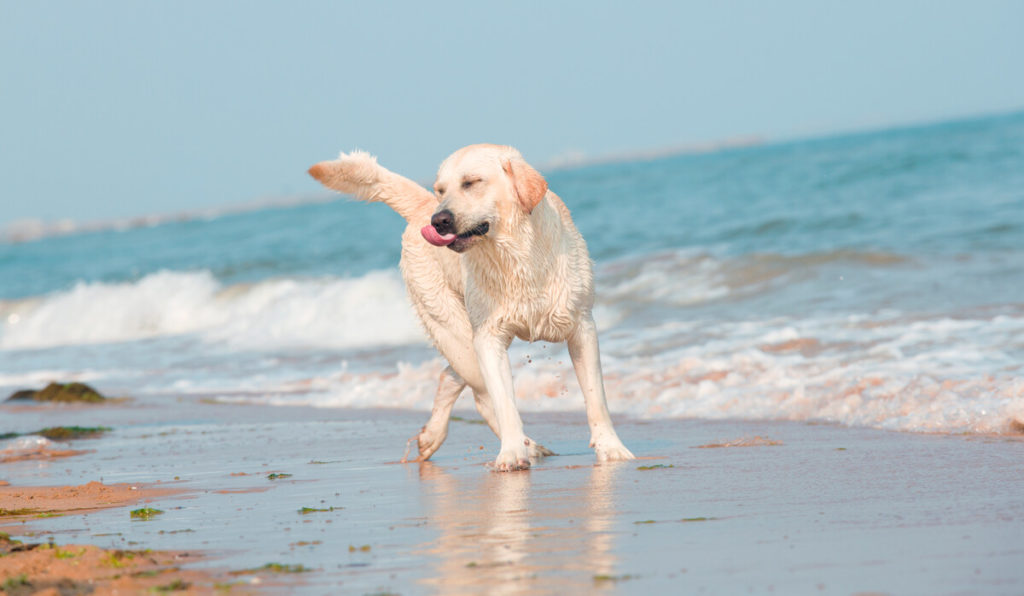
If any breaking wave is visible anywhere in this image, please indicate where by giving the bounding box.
[0,269,425,350]
[202,309,1024,435]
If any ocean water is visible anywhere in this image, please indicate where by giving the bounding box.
[2,112,1023,434]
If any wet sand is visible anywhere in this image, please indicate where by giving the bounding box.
[1,398,1023,595]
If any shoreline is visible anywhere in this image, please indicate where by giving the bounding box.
[2,398,1023,594]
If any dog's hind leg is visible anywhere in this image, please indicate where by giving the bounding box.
[403,365,465,462]
[567,316,635,462]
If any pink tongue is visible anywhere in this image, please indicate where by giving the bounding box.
[421,225,457,246]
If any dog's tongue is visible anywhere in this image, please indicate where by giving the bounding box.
[421,225,457,247]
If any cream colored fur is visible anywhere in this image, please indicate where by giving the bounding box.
[309,144,634,471]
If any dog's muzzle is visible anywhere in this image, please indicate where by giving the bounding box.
[421,209,489,248]
[422,209,457,246]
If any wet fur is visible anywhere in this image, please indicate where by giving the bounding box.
[309,145,634,470]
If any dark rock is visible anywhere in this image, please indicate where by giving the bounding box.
[6,390,37,401]
[31,382,106,403]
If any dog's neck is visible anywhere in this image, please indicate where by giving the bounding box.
[463,195,562,296]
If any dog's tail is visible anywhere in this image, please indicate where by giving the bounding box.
[308,150,434,223]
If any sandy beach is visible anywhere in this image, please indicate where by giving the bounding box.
[3,3,1023,594]
[2,396,1022,595]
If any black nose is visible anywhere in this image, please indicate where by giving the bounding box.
[431,209,456,236]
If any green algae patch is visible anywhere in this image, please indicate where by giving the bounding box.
[0,508,45,517]
[130,508,165,520]
[463,560,512,569]
[38,426,112,440]
[348,544,371,552]
[266,473,292,480]
[594,574,636,582]
[32,382,106,403]
[3,574,31,592]
[0,426,112,442]
[0,532,27,555]
[450,415,486,425]
[298,506,337,514]
[634,517,715,525]
[636,464,674,470]
[151,579,191,592]
[102,550,138,568]
[259,563,312,573]
[230,562,312,575]
[54,547,85,559]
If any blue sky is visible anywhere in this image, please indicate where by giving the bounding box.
[2,1,1022,227]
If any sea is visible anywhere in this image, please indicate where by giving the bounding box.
[2,112,1023,434]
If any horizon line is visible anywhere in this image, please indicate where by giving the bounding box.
[4,105,1022,245]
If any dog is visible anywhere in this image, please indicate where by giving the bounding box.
[308,144,634,471]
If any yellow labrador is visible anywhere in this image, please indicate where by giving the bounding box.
[309,144,634,471]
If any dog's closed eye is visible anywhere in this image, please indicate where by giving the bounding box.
[461,177,482,190]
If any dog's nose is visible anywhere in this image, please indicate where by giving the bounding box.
[431,209,456,236]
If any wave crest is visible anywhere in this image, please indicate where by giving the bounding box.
[0,270,425,350]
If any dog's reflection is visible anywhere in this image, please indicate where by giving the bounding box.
[414,461,623,593]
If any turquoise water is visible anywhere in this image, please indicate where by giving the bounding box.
[2,111,1023,433]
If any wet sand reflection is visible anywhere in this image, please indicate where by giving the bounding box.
[415,461,626,594]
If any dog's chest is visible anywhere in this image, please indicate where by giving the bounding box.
[511,291,578,343]
[467,266,582,343]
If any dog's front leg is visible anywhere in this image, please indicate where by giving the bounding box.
[567,316,636,462]
[402,365,465,463]
[473,331,531,471]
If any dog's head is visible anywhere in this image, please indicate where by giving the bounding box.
[422,144,548,253]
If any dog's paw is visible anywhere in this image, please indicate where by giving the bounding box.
[416,427,448,461]
[493,443,532,472]
[526,438,555,458]
[593,440,636,462]
[400,425,447,463]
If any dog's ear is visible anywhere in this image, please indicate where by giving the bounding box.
[502,157,548,214]
[307,150,380,195]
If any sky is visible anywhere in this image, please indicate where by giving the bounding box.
[1,1,1022,227]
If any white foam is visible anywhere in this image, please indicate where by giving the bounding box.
[1,436,58,455]
[0,369,108,388]
[205,310,1024,435]
[0,269,425,350]
[3,258,1022,436]
[599,251,730,308]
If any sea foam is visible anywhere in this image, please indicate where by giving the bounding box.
[0,269,424,350]
[199,306,1024,435]
[3,255,1022,436]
